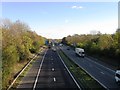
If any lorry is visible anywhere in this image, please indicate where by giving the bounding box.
[75,48,85,58]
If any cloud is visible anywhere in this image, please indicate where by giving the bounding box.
[71,6,83,9]
[71,6,77,9]
[65,19,69,23]
[78,6,83,9]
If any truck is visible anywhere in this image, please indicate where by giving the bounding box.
[75,48,85,58]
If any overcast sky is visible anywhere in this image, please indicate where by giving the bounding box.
[1,1,119,39]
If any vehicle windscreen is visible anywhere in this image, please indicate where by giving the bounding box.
[82,52,84,54]
[116,73,120,78]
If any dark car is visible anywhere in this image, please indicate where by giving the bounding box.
[48,45,51,49]
[67,46,70,50]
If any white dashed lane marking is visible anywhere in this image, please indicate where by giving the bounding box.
[101,72,105,74]
[33,50,47,90]
[53,77,56,82]
[52,68,54,71]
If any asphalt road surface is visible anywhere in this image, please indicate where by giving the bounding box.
[60,45,120,90]
[17,49,79,90]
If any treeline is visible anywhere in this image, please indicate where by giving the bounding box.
[62,30,120,66]
[1,19,45,89]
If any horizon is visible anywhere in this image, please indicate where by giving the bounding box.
[2,2,118,39]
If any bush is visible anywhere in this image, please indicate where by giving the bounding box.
[2,19,45,89]
[2,45,19,88]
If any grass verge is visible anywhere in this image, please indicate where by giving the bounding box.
[6,47,45,90]
[9,55,40,90]
[58,49,105,90]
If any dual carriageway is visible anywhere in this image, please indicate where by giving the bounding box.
[14,45,120,90]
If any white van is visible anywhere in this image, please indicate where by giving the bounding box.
[75,48,85,58]
[115,70,120,84]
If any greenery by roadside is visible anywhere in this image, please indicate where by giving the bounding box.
[61,30,120,68]
[58,49,105,89]
[9,54,41,90]
[1,19,45,89]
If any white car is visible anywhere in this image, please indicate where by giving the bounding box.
[59,44,63,46]
[75,48,85,58]
[52,47,56,52]
[115,70,120,84]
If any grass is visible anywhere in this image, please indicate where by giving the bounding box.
[6,49,44,90]
[58,49,105,89]
[9,55,40,90]
[10,56,41,90]
[6,47,45,90]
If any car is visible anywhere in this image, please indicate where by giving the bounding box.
[115,70,120,84]
[67,46,70,50]
[59,44,63,46]
[48,44,51,49]
[52,47,56,52]
[53,48,56,52]
[67,48,70,50]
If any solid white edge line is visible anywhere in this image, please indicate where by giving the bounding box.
[61,49,108,90]
[7,54,38,90]
[76,61,108,89]
[33,50,47,90]
[57,52,81,90]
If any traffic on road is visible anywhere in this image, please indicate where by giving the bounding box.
[8,43,120,90]
[60,45,120,90]
[17,46,79,90]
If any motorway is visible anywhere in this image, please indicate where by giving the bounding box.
[17,49,79,90]
[60,45,120,90]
